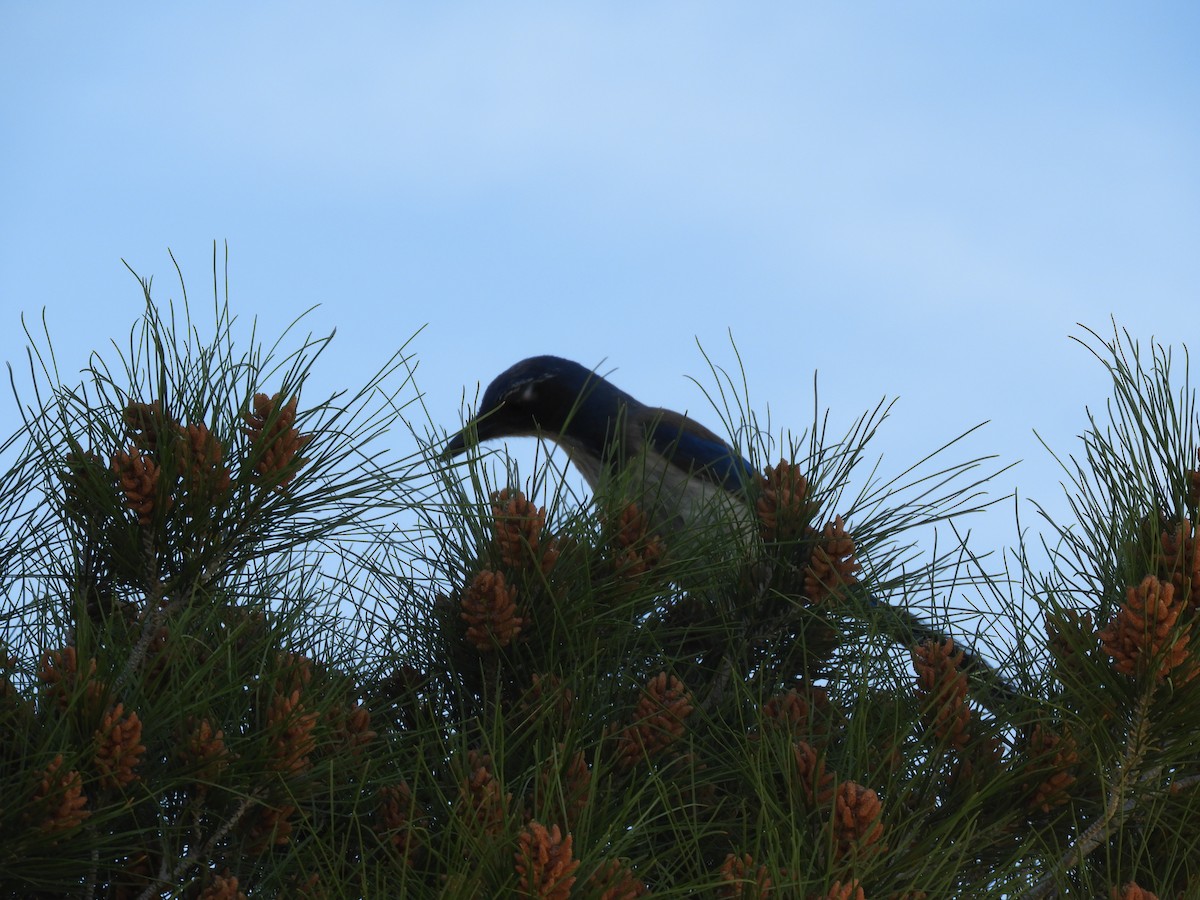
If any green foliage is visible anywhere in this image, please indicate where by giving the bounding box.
[1,260,1198,899]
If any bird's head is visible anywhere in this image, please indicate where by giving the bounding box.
[444,355,624,457]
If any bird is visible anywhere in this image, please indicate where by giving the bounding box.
[443,355,759,540]
[444,355,1021,713]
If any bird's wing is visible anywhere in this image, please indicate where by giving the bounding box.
[642,408,758,492]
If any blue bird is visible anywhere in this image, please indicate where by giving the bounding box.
[444,355,758,538]
[445,355,1020,712]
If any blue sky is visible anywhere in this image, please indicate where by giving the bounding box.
[2,3,1198,587]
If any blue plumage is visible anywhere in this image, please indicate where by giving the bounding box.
[643,408,759,492]
[444,356,755,533]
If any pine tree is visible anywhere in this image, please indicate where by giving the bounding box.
[1,257,1197,898]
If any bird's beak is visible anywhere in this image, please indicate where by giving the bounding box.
[443,409,503,458]
[443,422,475,458]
